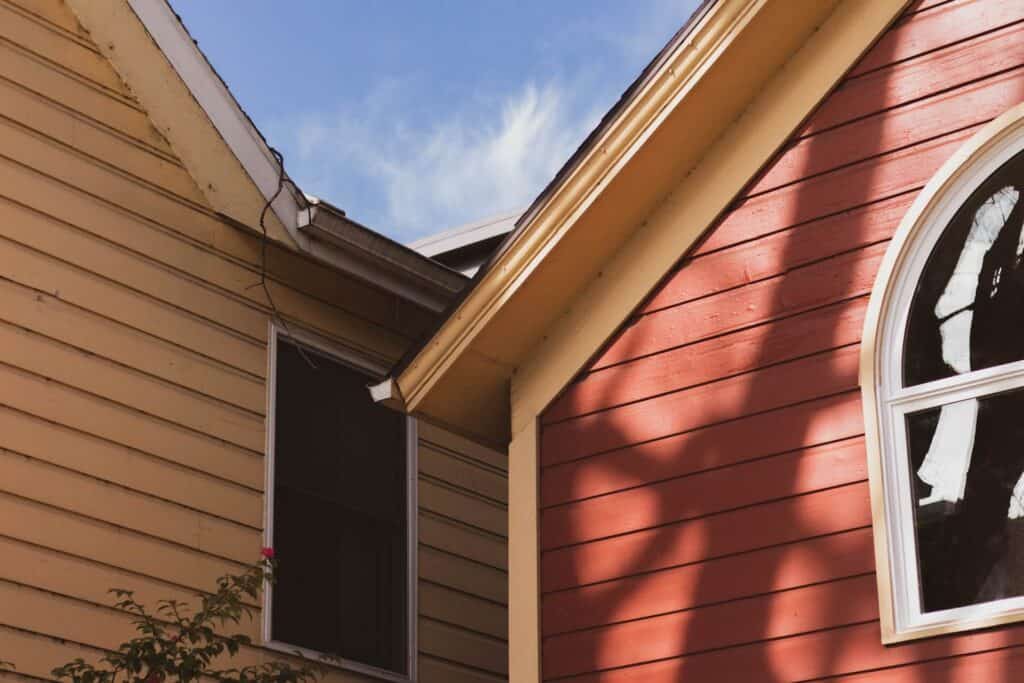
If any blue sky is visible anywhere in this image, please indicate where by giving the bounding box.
[171,1,700,242]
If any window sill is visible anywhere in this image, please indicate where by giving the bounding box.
[262,638,414,683]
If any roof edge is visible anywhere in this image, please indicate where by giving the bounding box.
[409,209,523,258]
[394,0,760,413]
[126,0,308,246]
[73,0,466,311]
[301,201,468,312]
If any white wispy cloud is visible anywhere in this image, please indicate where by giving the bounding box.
[586,0,702,63]
[279,79,598,241]
[270,0,699,243]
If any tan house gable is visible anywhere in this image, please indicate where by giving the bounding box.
[69,0,465,313]
[0,1,507,681]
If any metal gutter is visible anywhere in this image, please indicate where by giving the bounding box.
[299,198,467,312]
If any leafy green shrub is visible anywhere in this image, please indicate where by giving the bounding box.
[2,549,323,683]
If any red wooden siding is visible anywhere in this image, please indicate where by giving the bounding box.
[537,1,1024,680]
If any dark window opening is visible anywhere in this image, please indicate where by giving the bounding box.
[908,390,1024,612]
[270,336,408,674]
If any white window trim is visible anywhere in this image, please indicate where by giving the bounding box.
[862,101,1024,644]
[262,322,418,681]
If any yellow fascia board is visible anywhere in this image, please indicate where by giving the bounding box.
[397,0,769,427]
[397,0,914,444]
[506,1,909,679]
[509,0,911,435]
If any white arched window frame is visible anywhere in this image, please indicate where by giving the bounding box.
[863,102,1024,644]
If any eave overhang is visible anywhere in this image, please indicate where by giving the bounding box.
[390,0,910,444]
[68,0,466,313]
[300,199,466,312]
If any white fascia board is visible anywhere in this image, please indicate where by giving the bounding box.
[130,0,468,312]
[128,0,308,246]
[409,209,521,257]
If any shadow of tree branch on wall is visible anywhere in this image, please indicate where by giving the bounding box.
[534,5,1024,680]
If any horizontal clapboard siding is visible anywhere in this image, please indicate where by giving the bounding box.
[417,422,509,682]
[539,1,1024,680]
[0,3,504,683]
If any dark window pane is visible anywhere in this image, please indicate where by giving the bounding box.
[271,338,407,673]
[907,388,1024,612]
[904,149,1024,387]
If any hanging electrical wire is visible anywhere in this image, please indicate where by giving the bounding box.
[249,147,318,370]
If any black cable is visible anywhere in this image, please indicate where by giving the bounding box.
[249,147,318,370]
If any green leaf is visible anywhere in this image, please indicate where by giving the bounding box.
[39,555,308,683]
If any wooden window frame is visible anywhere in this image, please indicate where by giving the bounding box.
[262,322,418,681]
[862,101,1024,644]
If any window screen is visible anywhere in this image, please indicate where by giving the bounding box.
[270,337,408,674]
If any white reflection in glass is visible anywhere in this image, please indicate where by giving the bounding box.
[919,186,1021,514]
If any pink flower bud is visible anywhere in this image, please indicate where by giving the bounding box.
[261,547,275,559]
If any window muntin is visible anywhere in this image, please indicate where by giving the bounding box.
[874,122,1024,640]
[265,330,413,679]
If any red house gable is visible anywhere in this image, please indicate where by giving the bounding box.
[538,1,1024,680]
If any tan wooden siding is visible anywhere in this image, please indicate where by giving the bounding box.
[0,2,491,683]
[538,1,1024,681]
[417,421,508,682]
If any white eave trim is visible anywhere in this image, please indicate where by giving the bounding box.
[130,0,467,312]
[409,209,521,258]
[128,0,308,245]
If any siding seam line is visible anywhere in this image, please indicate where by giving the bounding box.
[419,577,509,609]
[0,0,103,55]
[0,35,141,110]
[418,543,509,576]
[0,490,254,569]
[541,387,861,467]
[0,315,265,420]
[539,478,869,554]
[0,396,264,496]
[546,340,863,427]
[540,433,866,509]
[420,472,509,509]
[541,524,875,595]
[0,446,262,532]
[0,71,182,165]
[0,357,265,457]
[541,571,876,639]
[842,13,1024,82]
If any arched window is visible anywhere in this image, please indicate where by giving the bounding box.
[864,103,1024,643]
